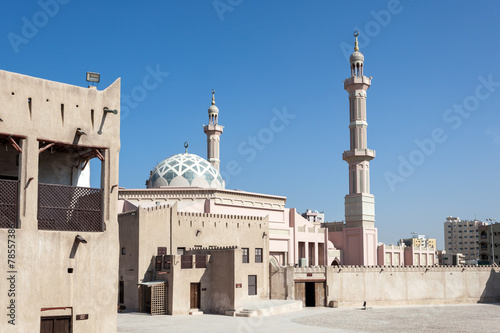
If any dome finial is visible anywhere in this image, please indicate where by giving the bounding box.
[211,89,215,105]
[184,141,189,154]
[354,31,359,52]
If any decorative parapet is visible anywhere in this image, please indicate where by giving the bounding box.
[328,265,500,273]
[142,204,170,212]
[187,245,238,252]
[294,266,327,273]
[269,229,290,236]
[177,211,265,220]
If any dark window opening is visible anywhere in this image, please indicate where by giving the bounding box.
[196,255,207,268]
[119,281,124,304]
[181,255,193,269]
[0,135,22,229]
[28,97,32,118]
[242,248,249,263]
[248,275,257,296]
[255,248,262,263]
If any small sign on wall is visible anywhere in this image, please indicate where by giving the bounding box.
[236,283,242,288]
[76,314,88,320]
[307,273,313,277]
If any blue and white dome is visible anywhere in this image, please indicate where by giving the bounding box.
[147,153,225,189]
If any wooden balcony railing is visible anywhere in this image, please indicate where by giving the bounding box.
[38,183,103,232]
[0,179,19,228]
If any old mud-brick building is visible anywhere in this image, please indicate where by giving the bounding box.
[0,69,121,333]
[118,203,269,315]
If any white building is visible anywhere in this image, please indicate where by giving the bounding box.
[444,216,487,263]
[302,209,325,223]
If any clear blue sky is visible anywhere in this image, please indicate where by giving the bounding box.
[2,1,500,248]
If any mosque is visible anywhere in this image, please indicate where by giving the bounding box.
[117,32,380,314]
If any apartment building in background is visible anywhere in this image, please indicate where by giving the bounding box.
[444,216,488,264]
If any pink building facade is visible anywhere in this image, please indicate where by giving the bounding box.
[119,91,331,267]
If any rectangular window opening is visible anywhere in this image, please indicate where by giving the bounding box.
[255,248,263,263]
[242,248,249,263]
[37,141,105,232]
[28,97,32,118]
[248,275,257,296]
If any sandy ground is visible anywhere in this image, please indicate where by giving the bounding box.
[117,303,500,333]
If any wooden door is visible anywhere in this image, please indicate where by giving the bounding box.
[295,282,306,306]
[190,283,200,309]
[315,282,325,307]
[40,317,71,333]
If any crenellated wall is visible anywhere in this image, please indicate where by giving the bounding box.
[118,202,270,315]
[270,265,500,307]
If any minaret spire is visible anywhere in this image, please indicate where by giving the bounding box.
[353,30,359,52]
[204,89,224,171]
[341,31,377,265]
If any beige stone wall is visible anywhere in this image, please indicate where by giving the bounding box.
[327,266,500,306]
[118,203,269,315]
[172,210,268,254]
[0,70,121,332]
[271,266,500,307]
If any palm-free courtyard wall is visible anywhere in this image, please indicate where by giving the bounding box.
[271,266,500,307]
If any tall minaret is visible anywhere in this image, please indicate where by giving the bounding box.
[203,90,224,171]
[342,31,377,265]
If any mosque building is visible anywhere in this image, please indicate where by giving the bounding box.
[118,90,336,315]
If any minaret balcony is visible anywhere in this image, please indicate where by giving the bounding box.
[342,149,375,162]
[203,124,224,134]
[344,76,371,89]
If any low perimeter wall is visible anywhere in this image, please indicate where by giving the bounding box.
[270,265,500,307]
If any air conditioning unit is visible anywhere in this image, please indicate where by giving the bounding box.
[299,258,308,267]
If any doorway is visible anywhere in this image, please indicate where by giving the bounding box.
[305,282,316,307]
[138,282,167,315]
[40,316,71,333]
[190,283,200,309]
[295,281,326,307]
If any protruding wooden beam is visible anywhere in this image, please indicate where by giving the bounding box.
[8,136,22,153]
[94,149,104,161]
[39,142,55,154]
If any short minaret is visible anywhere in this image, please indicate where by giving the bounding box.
[203,90,224,171]
[342,31,378,265]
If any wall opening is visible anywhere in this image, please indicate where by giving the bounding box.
[37,140,105,231]
[40,316,72,333]
[0,135,22,228]
[305,282,315,307]
[60,104,64,124]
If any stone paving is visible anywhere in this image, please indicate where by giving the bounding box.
[117,303,500,333]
